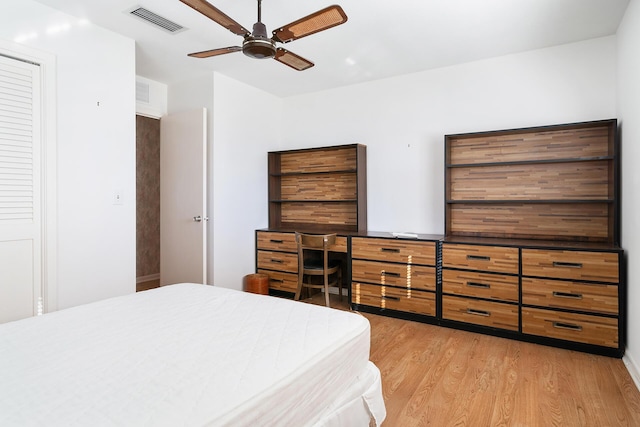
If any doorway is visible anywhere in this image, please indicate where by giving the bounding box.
[135,109,208,290]
[136,114,160,291]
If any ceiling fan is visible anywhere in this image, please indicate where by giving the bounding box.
[179,0,348,71]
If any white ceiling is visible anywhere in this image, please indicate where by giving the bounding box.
[33,0,629,97]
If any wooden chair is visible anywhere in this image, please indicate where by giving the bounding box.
[294,232,342,307]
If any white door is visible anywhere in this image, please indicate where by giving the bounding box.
[0,55,42,323]
[160,108,207,286]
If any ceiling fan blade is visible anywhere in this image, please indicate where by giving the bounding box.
[179,0,249,36]
[188,46,242,58]
[272,5,347,43]
[274,48,314,71]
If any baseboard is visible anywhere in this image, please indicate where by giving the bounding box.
[136,273,160,284]
[623,352,640,391]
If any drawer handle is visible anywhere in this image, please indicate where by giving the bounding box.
[270,259,283,263]
[552,322,582,332]
[552,291,583,300]
[467,255,490,261]
[467,282,490,289]
[381,248,400,253]
[466,308,490,317]
[269,239,284,244]
[381,295,400,301]
[269,278,283,283]
[382,271,400,277]
[552,261,583,269]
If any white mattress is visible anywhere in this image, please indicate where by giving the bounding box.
[0,283,385,426]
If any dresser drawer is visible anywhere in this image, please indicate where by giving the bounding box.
[442,269,518,302]
[352,282,436,316]
[522,278,618,315]
[442,295,518,331]
[258,269,298,293]
[522,307,618,348]
[351,237,436,265]
[442,244,519,274]
[257,250,298,273]
[522,249,619,282]
[352,259,436,291]
[257,231,347,253]
[257,231,297,252]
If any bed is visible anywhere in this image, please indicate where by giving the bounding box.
[0,283,386,426]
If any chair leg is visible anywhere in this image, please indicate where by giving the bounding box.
[324,272,330,307]
[294,274,303,301]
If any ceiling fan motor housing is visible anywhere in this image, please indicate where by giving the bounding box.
[243,22,276,59]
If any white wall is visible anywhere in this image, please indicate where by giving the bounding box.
[1,0,136,309]
[167,73,213,116]
[618,0,640,382]
[210,73,281,290]
[168,72,281,290]
[281,37,617,234]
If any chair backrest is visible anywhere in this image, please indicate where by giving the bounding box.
[296,233,337,250]
[295,233,337,270]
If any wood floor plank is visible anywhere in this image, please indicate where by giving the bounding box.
[402,334,454,425]
[611,360,640,425]
[489,340,522,426]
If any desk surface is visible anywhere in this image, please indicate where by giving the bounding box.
[257,228,443,242]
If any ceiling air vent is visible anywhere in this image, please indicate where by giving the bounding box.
[127,6,186,34]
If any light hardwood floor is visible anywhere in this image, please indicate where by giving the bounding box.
[306,293,640,426]
[363,311,640,426]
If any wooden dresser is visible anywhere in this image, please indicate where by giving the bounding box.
[439,238,624,356]
[520,247,622,350]
[351,232,440,319]
[441,242,519,331]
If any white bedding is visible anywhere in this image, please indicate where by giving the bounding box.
[0,283,385,426]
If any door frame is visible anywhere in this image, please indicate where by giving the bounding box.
[0,39,58,314]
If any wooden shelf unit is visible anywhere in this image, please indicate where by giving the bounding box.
[268,144,367,233]
[445,119,619,244]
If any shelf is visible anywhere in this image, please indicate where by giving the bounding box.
[273,222,360,234]
[270,199,358,203]
[446,156,614,168]
[270,169,357,177]
[441,235,622,250]
[446,199,614,204]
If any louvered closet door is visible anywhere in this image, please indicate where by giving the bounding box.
[0,55,42,323]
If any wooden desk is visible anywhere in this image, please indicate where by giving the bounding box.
[255,229,348,294]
